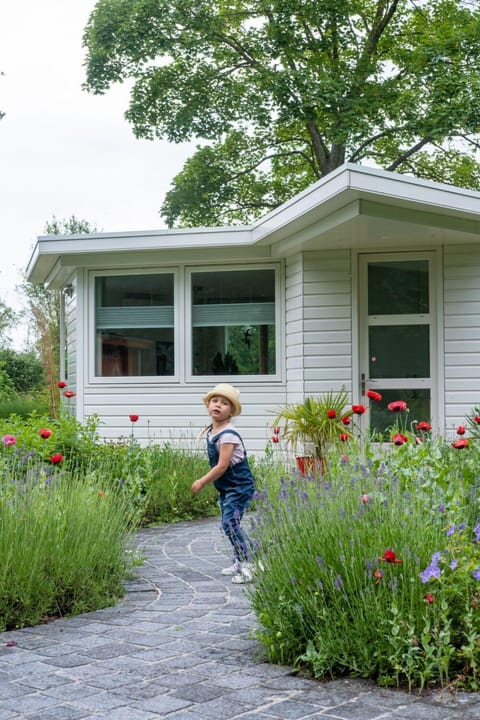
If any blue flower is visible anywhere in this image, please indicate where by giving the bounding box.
[472,568,480,582]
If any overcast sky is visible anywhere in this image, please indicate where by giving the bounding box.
[0,1,194,347]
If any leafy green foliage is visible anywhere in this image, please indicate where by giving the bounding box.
[84,0,480,225]
[250,431,480,691]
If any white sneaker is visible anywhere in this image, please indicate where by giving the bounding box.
[231,562,254,584]
[221,561,241,576]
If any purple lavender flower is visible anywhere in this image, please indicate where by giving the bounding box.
[334,575,343,590]
[420,552,442,583]
[473,522,480,543]
[450,559,458,570]
[472,568,480,582]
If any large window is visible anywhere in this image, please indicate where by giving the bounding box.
[191,268,276,376]
[95,274,174,377]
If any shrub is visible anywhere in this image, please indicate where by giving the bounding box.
[249,439,480,692]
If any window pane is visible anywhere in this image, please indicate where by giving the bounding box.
[369,325,430,378]
[369,388,431,438]
[368,261,429,315]
[95,274,174,377]
[192,269,276,376]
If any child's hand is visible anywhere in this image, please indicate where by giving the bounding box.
[191,479,204,494]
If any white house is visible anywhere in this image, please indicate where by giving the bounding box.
[26,163,480,453]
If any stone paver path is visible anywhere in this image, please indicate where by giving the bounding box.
[0,517,479,719]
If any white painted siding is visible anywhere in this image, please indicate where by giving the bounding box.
[444,245,480,435]
[302,250,353,397]
[81,384,287,455]
[285,254,305,402]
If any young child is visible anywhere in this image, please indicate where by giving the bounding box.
[192,383,256,584]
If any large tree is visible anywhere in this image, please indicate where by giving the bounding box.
[83,0,480,226]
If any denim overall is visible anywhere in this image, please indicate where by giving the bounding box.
[207,428,255,562]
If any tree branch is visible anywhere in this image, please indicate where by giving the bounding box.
[386,136,434,171]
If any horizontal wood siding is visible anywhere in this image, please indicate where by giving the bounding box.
[65,292,76,391]
[444,245,480,435]
[302,251,353,397]
[285,254,305,401]
[82,385,287,455]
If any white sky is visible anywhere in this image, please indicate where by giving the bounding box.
[0,1,194,348]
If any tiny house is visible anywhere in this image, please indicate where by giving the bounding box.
[26,163,480,452]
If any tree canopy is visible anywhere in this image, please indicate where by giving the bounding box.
[83,0,480,226]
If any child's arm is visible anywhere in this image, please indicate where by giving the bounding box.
[192,442,234,494]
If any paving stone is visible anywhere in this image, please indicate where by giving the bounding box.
[0,517,478,720]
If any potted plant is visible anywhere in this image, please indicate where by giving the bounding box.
[272,389,354,474]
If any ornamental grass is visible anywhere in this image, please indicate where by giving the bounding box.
[249,436,480,692]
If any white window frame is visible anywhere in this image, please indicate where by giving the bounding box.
[185,263,283,383]
[88,267,180,384]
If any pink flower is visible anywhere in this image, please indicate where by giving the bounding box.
[129,414,139,423]
[57,380,67,388]
[39,428,52,439]
[361,494,370,504]
[366,390,382,401]
[424,593,435,604]
[2,435,16,446]
[392,433,408,446]
[352,404,366,415]
[49,453,64,464]
[388,400,408,412]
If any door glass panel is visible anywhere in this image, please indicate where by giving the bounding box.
[368,261,429,314]
[369,389,431,438]
[369,325,430,378]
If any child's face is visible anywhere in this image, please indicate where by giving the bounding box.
[208,395,233,422]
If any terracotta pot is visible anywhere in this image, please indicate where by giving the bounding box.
[295,456,325,476]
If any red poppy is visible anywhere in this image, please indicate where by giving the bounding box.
[271,435,279,443]
[340,433,349,442]
[388,400,408,412]
[341,416,351,425]
[327,409,336,419]
[392,433,408,446]
[424,593,435,604]
[456,425,466,435]
[352,404,366,415]
[39,428,52,439]
[366,390,382,401]
[452,438,469,449]
[129,414,139,422]
[63,390,76,398]
[474,416,480,425]
[416,421,431,432]
[57,380,67,388]
[379,549,403,564]
[49,453,64,464]
[273,426,280,435]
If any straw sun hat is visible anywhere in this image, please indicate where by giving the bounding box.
[203,383,242,416]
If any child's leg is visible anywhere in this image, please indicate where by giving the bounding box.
[219,490,253,562]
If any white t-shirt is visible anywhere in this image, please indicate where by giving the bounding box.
[209,423,245,465]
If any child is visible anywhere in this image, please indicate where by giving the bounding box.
[192,383,256,584]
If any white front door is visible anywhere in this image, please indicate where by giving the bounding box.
[358,252,438,437]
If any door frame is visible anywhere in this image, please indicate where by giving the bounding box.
[352,249,444,437]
